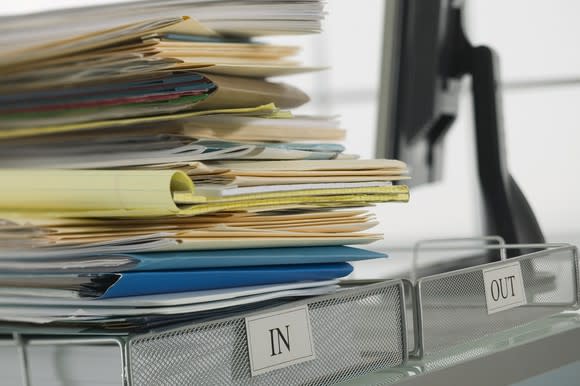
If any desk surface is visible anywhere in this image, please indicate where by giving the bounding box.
[341,311,580,386]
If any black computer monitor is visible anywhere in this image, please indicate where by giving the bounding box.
[376,0,462,185]
[376,0,545,251]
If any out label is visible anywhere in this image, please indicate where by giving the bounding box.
[482,262,527,314]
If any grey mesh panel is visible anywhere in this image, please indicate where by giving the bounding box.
[128,281,406,386]
[417,246,578,356]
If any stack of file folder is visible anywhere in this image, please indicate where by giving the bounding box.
[0,0,410,333]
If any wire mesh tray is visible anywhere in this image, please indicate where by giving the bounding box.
[407,238,579,358]
[8,279,408,386]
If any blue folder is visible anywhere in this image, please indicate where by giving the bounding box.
[122,246,386,272]
[100,263,354,298]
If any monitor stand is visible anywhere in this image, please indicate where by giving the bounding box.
[449,8,545,256]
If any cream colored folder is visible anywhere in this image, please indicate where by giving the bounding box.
[0,104,279,140]
[0,17,213,69]
[180,114,345,142]
[197,159,410,186]
[0,17,320,88]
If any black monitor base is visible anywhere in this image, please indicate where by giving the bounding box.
[452,10,545,256]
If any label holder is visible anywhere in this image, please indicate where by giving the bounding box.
[482,261,527,314]
[245,305,316,376]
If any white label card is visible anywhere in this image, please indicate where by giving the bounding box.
[482,262,527,315]
[245,305,315,376]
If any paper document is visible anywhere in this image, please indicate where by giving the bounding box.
[0,1,325,52]
[0,263,353,299]
[0,209,383,256]
[0,286,337,324]
[0,280,339,307]
[0,168,408,216]
[181,114,346,142]
[0,103,280,139]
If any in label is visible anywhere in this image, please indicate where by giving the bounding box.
[245,305,315,376]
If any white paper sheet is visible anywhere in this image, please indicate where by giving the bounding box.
[0,279,338,307]
[0,285,338,322]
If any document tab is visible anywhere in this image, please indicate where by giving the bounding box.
[483,262,527,314]
[245,305,315,376]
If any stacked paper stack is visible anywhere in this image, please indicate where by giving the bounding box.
[0,1,409,332]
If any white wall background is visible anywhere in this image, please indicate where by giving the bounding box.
[273,0,580,277]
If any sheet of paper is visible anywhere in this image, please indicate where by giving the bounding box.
[192,74,309,110]
[0,233,179,259]
[167,236,381,251]
[0,103,278,139]
[0,280,338,307]
[48,223,379,243]
[0,286,338,322]
[0,17,216,67]
[0,209,373,233]
[194,64,325,78]
[3,146,256,169]
[195,181,392,197]
[201,184,405,203]
[221,175,410,186]
[33,214,373,235]
[15,188,407,218]
[0,140,345,168]
[0,18,182,68]
[182,114,345,142]
[0,1,324,50]
[213,159,408,172]
[5,209,371,227]
[0,256,135,273]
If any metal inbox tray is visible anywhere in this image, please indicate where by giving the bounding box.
[8,279,408,386]
[407,238,579,358]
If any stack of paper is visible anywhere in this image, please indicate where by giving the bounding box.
[0,0,409,331]
[0,0,326,43]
